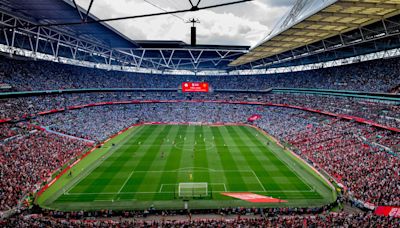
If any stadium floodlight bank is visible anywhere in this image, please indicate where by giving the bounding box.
[178,182,208,198]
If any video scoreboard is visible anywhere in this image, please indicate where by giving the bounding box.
[181,82,209,92]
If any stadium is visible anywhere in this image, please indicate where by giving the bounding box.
[0,0,399,226]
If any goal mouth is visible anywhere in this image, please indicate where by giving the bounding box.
[178,182,208,198]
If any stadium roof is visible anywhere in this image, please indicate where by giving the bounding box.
[231,0,400,67]
[0,0,140,48]
[0,0,249,72]
[1,0,400,73]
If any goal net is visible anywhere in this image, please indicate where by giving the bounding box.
[178,182,208,198]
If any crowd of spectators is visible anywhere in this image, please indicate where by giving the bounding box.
[34,106,140,142]
[32,103,255,141]
[1,55,399,225]
[0,124,89,211]
[0,123,25,141]
[267,94,400,128]
[1,101,398,213]
[1,55,399,92]
[2,211,399,227]
[1,91,398,128]
[284,121,399,206]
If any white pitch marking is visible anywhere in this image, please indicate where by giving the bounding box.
[118,171,134,193]
[64,189,315,196]
[158,183,228,193]
[251,170,267,192]
[134,169,253,173]
[64,127,145,195]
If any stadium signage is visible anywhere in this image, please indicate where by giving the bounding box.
[182,82,209,92]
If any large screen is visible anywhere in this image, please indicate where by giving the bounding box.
[181,82,209,92]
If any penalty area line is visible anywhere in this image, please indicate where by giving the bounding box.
[118,170,134,193]
[251,170,267,192]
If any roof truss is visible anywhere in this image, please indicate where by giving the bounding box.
[231,0,400,66]
[0,10,247,72]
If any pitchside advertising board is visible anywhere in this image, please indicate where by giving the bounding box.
[181,82,209,92]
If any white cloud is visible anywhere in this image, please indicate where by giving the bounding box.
[75,0,292,46]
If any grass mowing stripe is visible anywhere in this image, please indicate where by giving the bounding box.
[132,126,179,200]
[118,171,135,193]
[64,126,155,202]
[212,127,249,192]
[241,126,323,199]
[221,126,269,192]
[239,126,312,192]
[193,126,210,184]
[222,126,277,193]
[176,126,196,185]
[52,126,148,203]
[69,125,154,195]
[231,126,288,192]
[241,126,315,189]
[240,126,307,191]
[202,126,230,195]
[125,125,173,197]
[63,126,147,194]
[154,125,188,200]
[42,125,336,210]
[236,126,316,200]
[131,125,181,199]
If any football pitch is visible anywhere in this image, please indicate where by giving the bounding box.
[37,124,336,210]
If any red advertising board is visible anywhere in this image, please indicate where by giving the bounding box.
[182,82,209,92]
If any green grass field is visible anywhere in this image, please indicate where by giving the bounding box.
[37,124,336,210]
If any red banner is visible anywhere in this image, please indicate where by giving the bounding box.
[182,82,209,92]
[0,118,12,123]
[248,114,262,122]
[221,192,287,203]
[375,206,400,217]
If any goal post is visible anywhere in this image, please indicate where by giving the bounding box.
[178,182,208,198]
